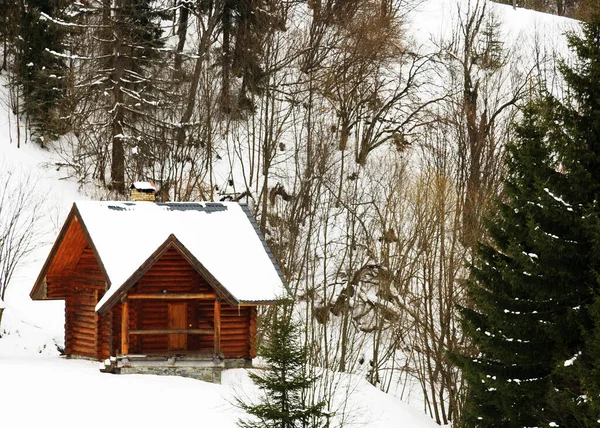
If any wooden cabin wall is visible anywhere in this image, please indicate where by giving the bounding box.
[128,248,215,354]
[62,248,106,359]
[221,305,254,359]
[46,278,69,299]
[196,300,215,351]
[112,304,122,355]
[44,217,88,300]
[136,300,167,353]
[120,248,257,359]
[98,310,112,360]
[65,289,97,357]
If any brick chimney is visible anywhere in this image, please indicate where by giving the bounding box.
[129,181,157,202]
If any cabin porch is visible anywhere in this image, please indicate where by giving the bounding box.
[108,247,257,360]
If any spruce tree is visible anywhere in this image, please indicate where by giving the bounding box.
[237,304,327,428]
[456,12,600,427]
[554,12,600,425]
[455,101,590,427]
[70,0,169,193]
[17,0,69,141]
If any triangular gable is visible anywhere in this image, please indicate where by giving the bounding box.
[95,234,239,315]
[30,205,108,300]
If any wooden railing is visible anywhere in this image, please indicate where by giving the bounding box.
[129,328,214,335]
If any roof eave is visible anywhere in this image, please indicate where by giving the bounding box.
[238,299,282,306]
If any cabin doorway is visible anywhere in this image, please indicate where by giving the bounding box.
[168,302,187,351]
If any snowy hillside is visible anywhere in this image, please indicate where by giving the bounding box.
[0,57,444,428]
[0,0,577,426]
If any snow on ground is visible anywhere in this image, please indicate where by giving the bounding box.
[0,357,239,427]
[0,356,441,428]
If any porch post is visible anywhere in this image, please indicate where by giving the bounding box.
[121,298,129,355]
[249,306,257,359]
[214,298,221,357]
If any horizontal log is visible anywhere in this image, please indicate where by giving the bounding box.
[67,336,96,345]
[69,321,96,329]
[70,342,96,351]
[222,338,251,345]
[70,327,97,336]
[221,329,249,336]
[129,328,214,335]
[70,348,96,357]
[127,293,216,300]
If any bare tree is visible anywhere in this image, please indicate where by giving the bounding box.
[0,165,46,327]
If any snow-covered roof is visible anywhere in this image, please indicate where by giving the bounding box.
[36,201,287,312]
[129,181,156,191]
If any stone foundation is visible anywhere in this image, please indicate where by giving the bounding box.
[100,355,252,383]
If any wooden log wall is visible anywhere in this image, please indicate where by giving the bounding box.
[65,289,97,357]
[249,307,257,359]
[45,217,88,300]
[196,299,215,351]
[220,305,253,359]
[98,310,112,360]
[117,248,257,359]
[125,248,216,354]
[55,244,260,360]
[62,248,106,359]
[112,304,122,355]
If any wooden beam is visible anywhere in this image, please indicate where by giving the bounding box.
[94,290,99,359]
[214,298,221,356]
[238,300,279,306]
[129,328,214,335]
[121,299,129,355]
[249,306,257,359]
[127,293,216,300]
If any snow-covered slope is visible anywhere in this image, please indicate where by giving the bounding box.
[0,0,578,426]
[0,67,443,428]
[0,357,442,428]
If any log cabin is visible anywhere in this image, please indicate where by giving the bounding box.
[30,187,287,376]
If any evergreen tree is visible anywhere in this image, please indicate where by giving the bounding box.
[70,0,169,193]
[17,0,69,142]
[456,11,600,427]
[554,11,600,425]
[237,304,327,428]
[455,102,590,427]
[200,0,285,113]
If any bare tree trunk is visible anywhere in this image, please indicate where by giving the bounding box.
[174,1,189,73]
[110,0,126,194]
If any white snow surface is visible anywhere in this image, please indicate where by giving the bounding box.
[0,357,442,428]
[131,180,157,191]
[72,201,285,311]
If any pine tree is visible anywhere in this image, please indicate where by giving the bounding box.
[554,12,600,425]
[456,11,600,427]
[70,0,169,193]
[455,101,590,427]
[17,0,69,141]
[237,304,327,428]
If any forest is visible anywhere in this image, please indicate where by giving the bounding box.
[3,0,600,426]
